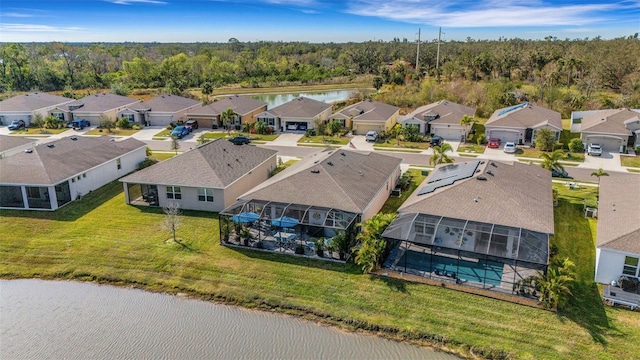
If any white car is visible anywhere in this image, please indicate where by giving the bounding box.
[503,142,517,153]
[587,143,602,156]
[365,131,379,142]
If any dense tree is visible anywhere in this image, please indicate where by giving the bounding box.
[534,127,557,151]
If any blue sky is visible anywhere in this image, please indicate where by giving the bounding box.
[1,0,639,42]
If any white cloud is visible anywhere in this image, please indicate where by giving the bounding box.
[345,0,628,27]
[3,12,34,18]
[105,0,167,5]
[0,23,84,33]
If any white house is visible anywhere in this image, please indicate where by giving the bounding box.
[0,92,74,126]
[399,100,476,140]
[53,93,141,124]
[0,136,146,210]
[485,103,561,145]
[256,97,332,132]
[118,94,200,126]
[571,109,640,153]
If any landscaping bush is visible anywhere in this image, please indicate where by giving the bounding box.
[116,117,132,129]
[569,138,585,153]
[138,158,158,169]
[132,124,141,130]
[305,129,316,137]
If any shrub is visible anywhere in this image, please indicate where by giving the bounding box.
[305,129,316,137]
[568,138,585,153]
[138,158,158,169]
[132,124,141,130]
[116,117,132,129]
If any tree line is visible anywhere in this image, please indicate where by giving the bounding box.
[1,35,638,116]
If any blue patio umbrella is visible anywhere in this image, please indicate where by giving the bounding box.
[271,216,299,228]
[231,212,260,223]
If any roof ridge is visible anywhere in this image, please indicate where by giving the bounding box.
[599,227,640,248]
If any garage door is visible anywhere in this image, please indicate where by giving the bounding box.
[586,136,624,152]
[434,127,464,140]
[488,129,519,143]
[354,123,383,135]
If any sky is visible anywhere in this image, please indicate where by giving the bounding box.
[0,0,639,43]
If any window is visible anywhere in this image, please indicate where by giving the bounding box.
[623,256,639,277]
[116,158,121,170]
[51,112,65,121]
[198,188,214,202]
[83,173,86,178]
[77,175,81,181]
[123,113,135,122]
[166,186,181,200]
[234,116,240,125]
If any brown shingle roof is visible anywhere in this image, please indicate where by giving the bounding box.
[486,103,562,130]
[0,136,146,185]
[129,94,199,113]
[0,92,73,112]
[0,135,35,153]
[406,100,476,125]
[334,100,399,122]
[239,149,402,213]
[597,173,640,254]
[65,93,140,112]
[266,97,332,119]
[399,160,554,234]
[120,139,277,189]
[188,95,266,116]
[580,109,640,136]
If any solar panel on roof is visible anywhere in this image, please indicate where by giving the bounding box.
[417,160,480,196]
[498,102,528,116]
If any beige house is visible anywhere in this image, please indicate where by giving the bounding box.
[118,94,200,126]
[0,135,36,159]
[329,99,400,135]
[400,100,476,139]
[185,95,267,129]
[120,139,277,212]
[53,93,141,124]
[571,109,640,152]
[255,97,332,132]
[0,92,74,126]
[485,103,561,145]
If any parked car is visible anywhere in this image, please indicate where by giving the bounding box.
[171,125,189,139]
[185,120,199,132]
[71,119,90,130]
[551,167,573,179]
[365,131,379,142]
[487,138,501,148]
[430,136,443,147]
[8,119,25,130]
[587,143,602,156]
[503,142,517,153]
[229,135,251,145]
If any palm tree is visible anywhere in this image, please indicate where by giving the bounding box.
[429,142,454,166]
[354,213,396,273]
[220,108,236,135]
[459,115,474,143]
[390,123,403,145]
[535,257,575,309]
[540,149,564,172]
[590,168,609,188]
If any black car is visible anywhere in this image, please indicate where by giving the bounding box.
[430,136,443,147]
[551,168,573,179]
[229,136,251,145]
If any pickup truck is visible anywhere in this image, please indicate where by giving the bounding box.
[71,119,90,130]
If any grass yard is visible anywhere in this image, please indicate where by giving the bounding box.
[620,155,640,168]
[11,128,70,135]
[151,152,178,161]
[154,129,173,137]
[374,139,431,150]
[516,147,585,162]
[84,128,140,136]
[1,182,639,359]
[298,135,350,145]
[457,143,485,153]
[379,168,427,214]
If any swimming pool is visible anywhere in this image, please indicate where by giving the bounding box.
[398,250,504,287]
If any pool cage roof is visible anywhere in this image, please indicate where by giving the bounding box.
[382,212,550,265]
[220,200,359,230]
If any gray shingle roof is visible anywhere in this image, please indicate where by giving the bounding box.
[0,92,73,112]
[239,149,402,213]
[406,100,476,125]
[129,94,199,113]
[579,108,640,136]
[65,93,140,112]
[188,95,266,116]
[0,135,35,153]
[597,173,640,254]
[486,103,562,130]
[334,99,399,122]
[266,97,332,118]
[120,139,277,189]
[399,160,554,234]
[0,136,146,186]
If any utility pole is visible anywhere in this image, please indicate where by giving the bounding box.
[436,27,442,83]
[415,28,421,75]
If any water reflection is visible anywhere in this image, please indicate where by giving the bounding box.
[247,89,362,108]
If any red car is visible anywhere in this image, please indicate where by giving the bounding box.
[487,138,501,148]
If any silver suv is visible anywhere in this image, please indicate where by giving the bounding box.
[365,131,379,142]
[587,143,602,156]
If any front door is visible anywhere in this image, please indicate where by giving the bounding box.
[525,128,533,143]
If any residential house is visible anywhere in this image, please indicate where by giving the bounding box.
[485,103,561,145]
[0,135,36,159]
[118,94,200,126]
[571,109,640,153]
[382,160,554,295]
[0,92,74,126]
[594,174,640,285]
[120,139,277,212]
[255,97,332,132]
[400,100,476,140]
[185,95,267,129]
[53,93,141,124]
[328,99,400,135]
[0,136,146,211]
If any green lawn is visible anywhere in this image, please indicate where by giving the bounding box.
[85,128,140,136]
[621,155,640,168]
[379,168,427,214]
[457,143,486,153]
[516,148,585,162]
[154,129,173,137]
[200,131,279,142]
[11,128,70,135]
[1,182,639,359]
[374,139,431,150]
[151,152,178,161]
[298,135,350,145]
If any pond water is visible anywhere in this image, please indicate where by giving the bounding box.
[247,89,364,108]
[0,279,460,360]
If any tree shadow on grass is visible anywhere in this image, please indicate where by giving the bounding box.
[369,273,409,294]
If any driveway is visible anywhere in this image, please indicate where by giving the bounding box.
[478,144,516,161]
[579,151,624,171]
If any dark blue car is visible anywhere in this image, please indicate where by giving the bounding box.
[171,125,189,139]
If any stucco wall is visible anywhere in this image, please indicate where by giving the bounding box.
[361,165,401,221]
[223,155,277,209]
[595,247,636,284]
